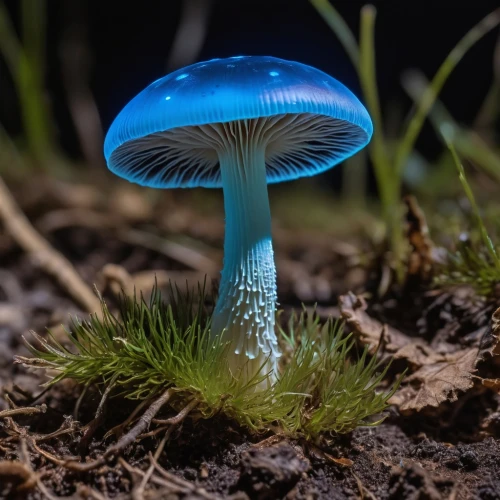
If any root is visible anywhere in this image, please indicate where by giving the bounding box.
[152,398,198,426]
[0,461,36,493]
[105,396,152,440]
[8,387,198,488]
[133,427,172,500]
[80,381,115,454]
[64,388,177,471]
[104,389,176,459]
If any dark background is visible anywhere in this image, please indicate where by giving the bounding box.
[2,0,499,171]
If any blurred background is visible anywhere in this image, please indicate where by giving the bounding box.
[1,0,499,187]
[0,0,500,317]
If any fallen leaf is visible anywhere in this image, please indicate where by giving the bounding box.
[393,343,444,369]
[340,291,490,412]
[390,348,478,411]
[339,292,410,354]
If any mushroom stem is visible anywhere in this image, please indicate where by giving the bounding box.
[212,139,280,385]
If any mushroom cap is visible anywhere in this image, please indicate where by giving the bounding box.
[104,55,373,188]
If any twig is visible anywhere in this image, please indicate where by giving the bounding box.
[133,427,172,500]
[35,477,60,500]
[352,471,377,500]
[105,388,175,458]
[0,461,36,492]
[2,417,24,439]
[64,388,175,471]
[4,393,19,409]
[138,425,170,439]
[23,415,80,443]
[152,399,198,425]
[18,439,59,500]
[149,455,195,492]
[76,485,108,500]
[121,457,192,497]
[0,404,46,418]
[105,397,152,440]
[0,175,101,313]
[29,439,78,467]
[251,434,285,449]
[150,454,218,500]
[80,380,115,454]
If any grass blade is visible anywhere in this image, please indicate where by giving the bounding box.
[394,8,500,179]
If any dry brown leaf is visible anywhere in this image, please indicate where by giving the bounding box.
[393,343,444,368]
[340,292,486,412]
[390,348,478,411]
[339,292,411,354]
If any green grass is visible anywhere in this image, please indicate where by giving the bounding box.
[0,0,54,166]
[16,285,400,439]
[433,128,500,295]
[310,0,500,277]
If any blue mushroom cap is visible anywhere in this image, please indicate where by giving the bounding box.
[104,55,373,188]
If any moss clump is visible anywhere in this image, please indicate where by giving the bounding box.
[17,285,399,439]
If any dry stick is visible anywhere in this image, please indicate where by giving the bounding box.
[149,455,197,492]
[142,398,198,439]
[18,440,58,500]
[0,176,101,314]
[0,404,47,418]
[104,388,175,458]
[150,455,218,500]
[3,393,19,409]
[35,477,60,500]
[2,416,24,439]
[138,425,170,440]
[121,457,192,497]
[30,420,78,443]
[64,388,176,472]
[0,461,36,492]
[29,439,78,467]
[133,427,173,500]
[16,440,59,500]
[76,485,108,500]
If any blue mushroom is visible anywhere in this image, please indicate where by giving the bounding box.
[104,55,373,385]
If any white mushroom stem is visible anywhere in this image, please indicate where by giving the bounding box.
[211,122,280,385]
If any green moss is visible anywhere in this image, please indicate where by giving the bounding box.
[17,285,399,439]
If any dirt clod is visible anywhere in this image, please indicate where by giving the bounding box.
[388,464,452,500]
[236,444,310,500]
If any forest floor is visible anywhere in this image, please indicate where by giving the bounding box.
[1,174,499,500]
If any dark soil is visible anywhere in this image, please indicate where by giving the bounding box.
[1,176,500,499]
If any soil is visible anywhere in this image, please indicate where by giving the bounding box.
[1,175,500,499]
